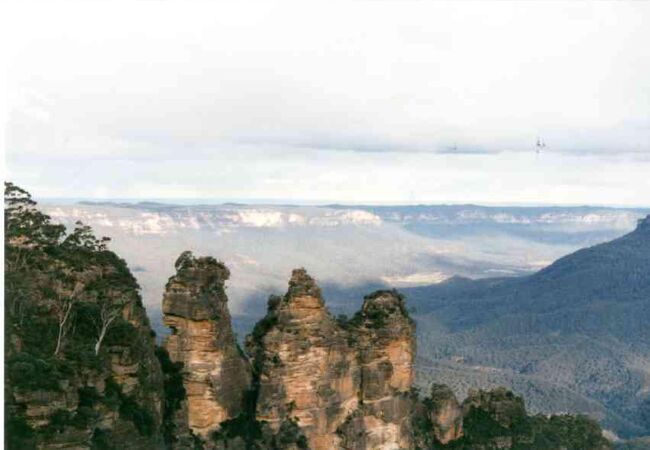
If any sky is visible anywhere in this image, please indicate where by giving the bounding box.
[3,0,650,206]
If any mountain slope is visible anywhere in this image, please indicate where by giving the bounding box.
[405,216,650,438]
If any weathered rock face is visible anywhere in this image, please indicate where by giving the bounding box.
[339,290,416,450]
[427,384,463,444]
[163,251,251,438]
[4,186,166,450]
[245,273,417,450]
[246,269,359,450]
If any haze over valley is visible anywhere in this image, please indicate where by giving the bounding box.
[40,202,649,329]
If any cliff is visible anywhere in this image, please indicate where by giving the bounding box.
[337,290,416,450]
[163,251,251,439]
[4,183,166,449]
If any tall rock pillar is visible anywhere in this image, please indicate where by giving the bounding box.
[163,251,251,438]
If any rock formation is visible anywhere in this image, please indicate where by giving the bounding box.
[412,386,611,450]
[246,269,359,450]
[163,251,252,438]
[426,384,463,444]
[3,183,615,450]
[338,290,416,450]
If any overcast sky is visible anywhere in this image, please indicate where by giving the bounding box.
[4,1,650,205]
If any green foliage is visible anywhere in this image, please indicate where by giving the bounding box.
[119,395,155,436]
[174,250,194,271]
[413,386,612,449]
[73,386,101,429]
[5,414,37,450]
[99,376,154,436]
[103,319,138,347]
[251,312,278,344]
[411,411,436,450]
[4,182,66,248]
[274,417,309,449]
[364,306,389,328]
[90,428,115,450]
[61,221,110,252]
[462,405,513,440]
[73,302,102,339]
[156,346,186,446]
[101,377,123,410]
[46,409,74,434]
[523,414,612,450]
[211,388,263,446]
[7,353,64,391]
[4,184,162,447]
[211,411,264,445]
[406,217,650,437]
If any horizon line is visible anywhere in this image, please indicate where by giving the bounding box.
[35,197,650,210]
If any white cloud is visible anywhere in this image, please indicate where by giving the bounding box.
[4,0,650,205]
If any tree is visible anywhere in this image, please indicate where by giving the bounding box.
[93,296,125,355]
[4,182,65,250]
[174,250,194,271]
[52,281,84,356]
[62,221,110,252]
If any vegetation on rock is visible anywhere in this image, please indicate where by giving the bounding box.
[4,183,165,449]
[5,182,621,449]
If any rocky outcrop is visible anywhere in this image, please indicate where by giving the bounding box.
[462,387,526,430]
[242,272,417,450]
[338,290,415,450]
[427,384,463,444]
[163,251,251,438]
[246,269,358,450]
[413,387,612,450]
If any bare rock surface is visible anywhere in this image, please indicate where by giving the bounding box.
[163,251,251,438]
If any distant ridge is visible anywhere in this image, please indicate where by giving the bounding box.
[406,215,650,437]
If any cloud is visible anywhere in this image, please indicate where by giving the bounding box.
[4,0,650,204]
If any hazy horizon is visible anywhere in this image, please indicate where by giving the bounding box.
[34,196,650,209]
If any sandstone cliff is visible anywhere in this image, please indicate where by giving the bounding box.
[163,251,251,439]
[246,269,359,450]
[5,183,166,449]
[338,290,416,450]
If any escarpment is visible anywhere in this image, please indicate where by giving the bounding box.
[4,183,166,450]
[162,251,251,438]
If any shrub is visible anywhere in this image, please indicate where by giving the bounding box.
[155,346,186,445]
[118,395,155,436]
[8,353,62,391]
[90,428,114,450]
[103,320,137,347]
[5,414,37,450]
